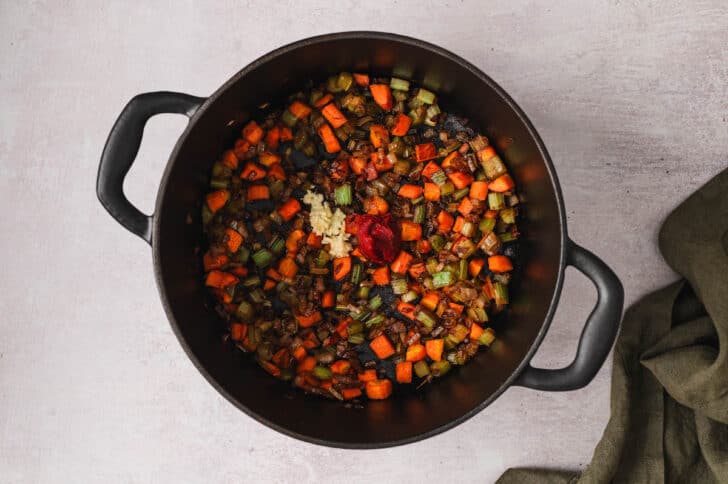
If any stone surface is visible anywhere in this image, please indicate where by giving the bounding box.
[1,1,726,482]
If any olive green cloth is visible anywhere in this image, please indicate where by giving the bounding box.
[498,169,728,484]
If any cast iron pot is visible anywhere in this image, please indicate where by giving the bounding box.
[97,32,623,448]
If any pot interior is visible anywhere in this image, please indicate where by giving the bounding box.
[154,33,564,447]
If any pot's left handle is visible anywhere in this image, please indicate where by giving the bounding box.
[96,92,205,244]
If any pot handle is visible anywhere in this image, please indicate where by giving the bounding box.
[514,239,623,391]
[96,92,205,244]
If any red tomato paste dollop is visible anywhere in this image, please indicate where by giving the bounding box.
[355,214,401,264]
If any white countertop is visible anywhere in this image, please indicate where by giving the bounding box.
[1,1,726,482]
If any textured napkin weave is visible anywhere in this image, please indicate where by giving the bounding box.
[498,169,728,483]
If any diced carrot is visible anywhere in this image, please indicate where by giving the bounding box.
[488,174,515,192]
[297,355,317,373]
[441,151,461,169]
[424,182,440,201]
[369,84,392,110]
[242,120,264,145]
[351,247,365,260]
[330,360,351,375]
[277,198,302,222]
[292,345,307,362]
[457,197,474,216]
[321,103,348,128]
[233,139,250,158]
[406,344,427,362]
[372,266,390,285]
[349,155,367,175]
[369,124,389,148]
[313,93,334,109]
[345,214,359,235]
[415,239,431,255]
[342,387,362,400]
[288,100,312,119]
[470,323,484,340]
[258,151,281,167]
[221,150,238,169]
[483,276,496,300]
[391,113,412,136]
[421,161,442,179]
[203,251,228,271]
[246,185,269,201]
[224,228,243,253]
[470,181,488,200]
[372,152,394,173]
[302,332,320,350]
[397,300,417,320]
[296,311,322,328]
[488,255,513,273]
[211,288,232,304]
[229,266,248,277]
[437,210,454,232]
[306,232,322,248]
[279,126,293,142]
[400,221,422,241]
[453,216,465,234]
[318,123,341,153]
[278,256,299,279]
[415,143,438,163]
[266,268,282,281]
[477,146,497,163]
[205,270,238,289]
[358,369,377,382]
[391,251,414,274]
[206,189,229,213]
[285,229,305,253]
[364,196,389,215]
[408,262,427,279]
[398,184,423,199]
[259,360,281,377]
[267,163,286,181]
[335,318,350,338]
[448,302,464,315]
[329,158,350,180]
[230,323,247,341]
[365,379,393,400]
[469,258,486,277]
[322,290,336,308]
[265,127,280,149]
[448,171,474,189]
[272,348,291,369]
[425,339,444,361]
[396,361,413,384]
[353,73,370,86]
[370,334,395,359]
[333,256,352,281]
[240,162,266,181]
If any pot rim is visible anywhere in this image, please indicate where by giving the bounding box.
[152,31,568,449]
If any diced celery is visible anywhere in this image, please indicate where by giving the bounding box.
[252,249,273,268]
[432,271,454,288]
[494,282,509,306]
[335,184,352,206]
[390,77,410,91]
[414,360,431,378]
[500,208,516,225]
[391,277,408,295]
[368,294,383,311]
[479,218,496,233]
[488,192,505,210]
[430,360,451,377]
[417,88,436,104]
[479,328,496,346]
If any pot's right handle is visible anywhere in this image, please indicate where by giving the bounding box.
[514,239,624,391]
[96,92,205,244]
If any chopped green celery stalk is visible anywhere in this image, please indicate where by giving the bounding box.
[414,360,431,378]
[209,178,229,190]
[242,276,261,287]
[390,77,410,91]
[411,196,424,205]
[417,88,436,104]
[453,238,477,259]
[450,324,469,344]
[236,301,254,320]
[334,184,352,206]
[416,309,436,327]
[488,192,505,210]
[249,289,264,304]
[429,235,445,252]
[391,277,408,295]
[499,231,517,242]
[368,294,383,311]
[425,258,439,276]
[350,263,362,285]
[500,208,516,225]
[458,259,468,280]
[312,366,332,380]
[479,218,496,233]
[352,309,370,321]
[413,205,425,224]
[460,221,475,238]
[315,249,330,267]
[337,72,353,91]
[469,135,488,152]
[252,249,273,268]
[281,109,298,128]
[479,328,496,346]
[430,170,447,186]
[482,154,507,179]
[211,161,229,178]
[453,187,470,201]
[432,271,454,288]
[401,290,418,303]
[334,304,349,312]
[348,333,365,344]
[247,326,260,347]
[467,307,488,323]
[365,314,385,328]
[327,75,342,93]
[269,236,285,255]
[440,181,455,197]
[423,277,434,290]
[392,89,409,102]
[494,282,509,305]
[425,105,441,125]
[356,285,370,300]
[347,321,363,335]
[201,206,213,226]
[236,246,250,264]
[408,109,425,126]
[430,360,451,377]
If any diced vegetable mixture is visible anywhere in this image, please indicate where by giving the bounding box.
[202,72,520,401]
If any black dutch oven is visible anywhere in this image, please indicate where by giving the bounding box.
[97,32,623,448]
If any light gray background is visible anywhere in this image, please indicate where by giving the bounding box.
[1,1,726,482]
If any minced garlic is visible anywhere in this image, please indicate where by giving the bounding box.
[302,189,352,258]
